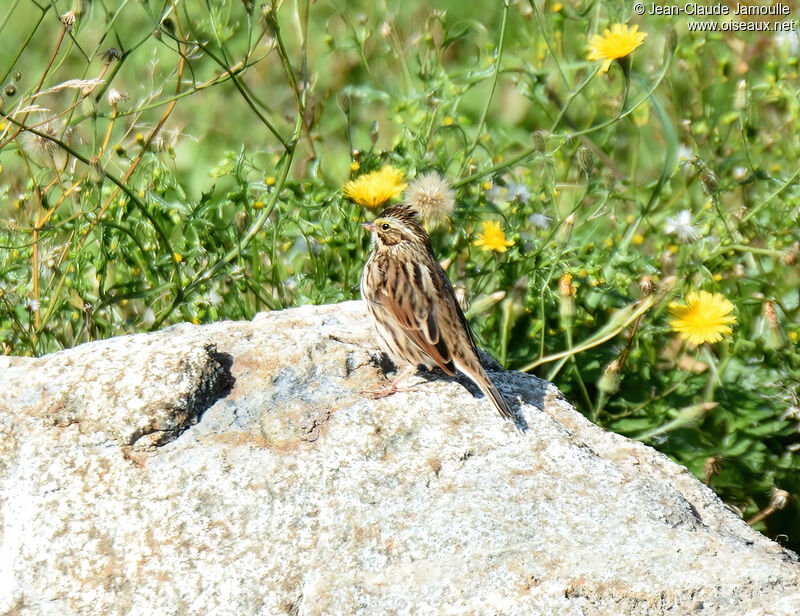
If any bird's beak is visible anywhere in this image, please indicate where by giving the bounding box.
[361,222,375,232]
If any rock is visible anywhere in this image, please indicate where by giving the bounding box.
[0,300,798,615]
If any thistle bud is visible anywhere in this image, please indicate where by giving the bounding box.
[558,214,574,245]
[369,120,379,145]
[604,171,616,193]
[530,130,547,154]
[597,359,621,395]
[337,91,351,115]
[501,276,528,334]
[782,243,798,265]
[769,487,790,510]
[465,291,507,318]
[558,273,576,322]
[235,210,248,233]
[82,95,97,119]
[665,26,678,54]
[453,286,467,310]
[60,11,77,30]
[577,145,594,177]
[700,171,718,196]
[763,300,786,350]
[88,156,104,185]
[703,456,721,484]
[639,275,654,296]
[734,79,748,111]
[763,300,778,329]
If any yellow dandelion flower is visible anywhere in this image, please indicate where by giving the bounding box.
[669,291,737,346]
[473,220,514,253]
[343,166,406,209]
[587,23,647,73]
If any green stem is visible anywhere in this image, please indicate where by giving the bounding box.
[458,0,510,177]
[182,114,303,298]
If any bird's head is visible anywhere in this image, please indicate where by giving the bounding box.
[362,206,428,248]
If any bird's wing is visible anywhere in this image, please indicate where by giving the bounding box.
[379,262,456,375]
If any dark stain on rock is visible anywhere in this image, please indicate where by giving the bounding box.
[129,345,235,451]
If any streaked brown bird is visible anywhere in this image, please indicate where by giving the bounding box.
[360,205,513,421]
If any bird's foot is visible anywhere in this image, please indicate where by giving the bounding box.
[362,382,411,399]
[362,365,415,399]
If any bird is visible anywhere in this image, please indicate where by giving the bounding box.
[360,204,514,421]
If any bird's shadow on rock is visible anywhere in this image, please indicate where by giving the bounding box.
[374,351,534,432]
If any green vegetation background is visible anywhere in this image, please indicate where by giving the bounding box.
[1,1,798,550]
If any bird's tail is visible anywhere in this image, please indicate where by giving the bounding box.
[456,359,514,421]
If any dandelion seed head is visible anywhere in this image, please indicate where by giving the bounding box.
[21,121,62,163]
[528,213,551,229]
[485,184,508,204]
[403,171,455,225]
[677,145,694,165]
[107,89,127,106]
[775,26,800,56]
[506,182,531,204]
[664,209,701,243]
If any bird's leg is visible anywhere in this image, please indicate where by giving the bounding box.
[362,365,416,399]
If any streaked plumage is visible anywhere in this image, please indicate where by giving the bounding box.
[360,205,513,421]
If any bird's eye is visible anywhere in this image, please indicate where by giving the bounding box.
[381,223,390,231]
